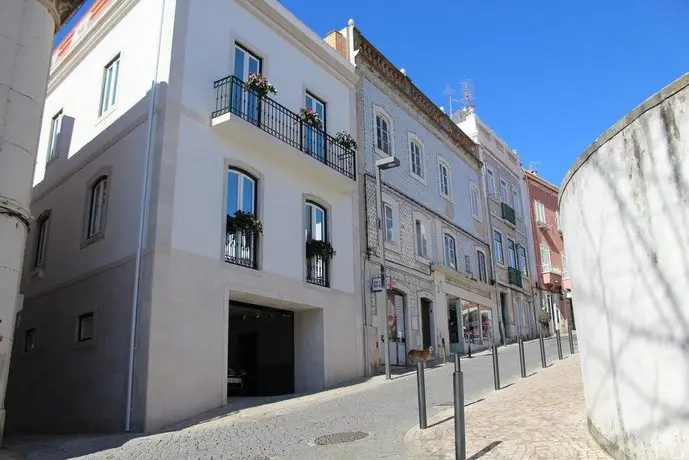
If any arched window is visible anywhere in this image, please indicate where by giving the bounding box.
[443,233,457,270]
[87,176,108,238]
[226,168,258,268]
[375,110,393,156]
[304,200,329,286]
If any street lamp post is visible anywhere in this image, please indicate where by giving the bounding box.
[375,156,400,381]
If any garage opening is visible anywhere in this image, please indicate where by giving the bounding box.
[228,301,294,397]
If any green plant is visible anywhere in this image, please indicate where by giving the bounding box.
[298,107,322,127]
[335,131,357,150]
[244,73,277,98]
[305,239,335,260]
[226,210,263,235]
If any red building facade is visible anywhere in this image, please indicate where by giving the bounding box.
[524,170,573,332]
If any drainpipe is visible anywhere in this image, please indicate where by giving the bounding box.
[0,0,59,443]
[124,0,167,432]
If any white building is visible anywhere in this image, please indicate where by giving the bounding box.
[7,0,363,434]
[456,109,538,341]
[325,24,497,371]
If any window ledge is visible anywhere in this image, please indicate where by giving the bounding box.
[81,231,105,249]
[375,148,393,159]
[95,106,117,127]
[410,172,426,185]
[415,254,431,265]
[72,339,96,351]
[440,193,452,201]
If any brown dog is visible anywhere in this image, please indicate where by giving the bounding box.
[407,346,434,364]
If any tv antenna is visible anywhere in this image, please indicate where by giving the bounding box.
[461,79,474,111]
[527,161,541,172]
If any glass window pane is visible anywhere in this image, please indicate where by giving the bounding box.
[248,55,260,75]
[227,171,239,215]
[234,48,245,79]
[314,207,324,240]
[304,203,312,240]
[242,176,254,213]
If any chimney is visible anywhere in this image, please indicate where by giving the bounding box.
[324,30,347,59]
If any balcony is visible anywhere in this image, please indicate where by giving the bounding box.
[306,256,329,287]
[501,202,516,226]
[541,264,563,287]
[212,75,356,180]
[508,267,522,287]
[225,231,258,269]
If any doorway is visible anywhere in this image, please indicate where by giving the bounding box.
[228,302,294,397]
[387,291,407,366]
[420,298,433,349]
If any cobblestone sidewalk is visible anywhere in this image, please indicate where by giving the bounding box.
[404,355,610,459]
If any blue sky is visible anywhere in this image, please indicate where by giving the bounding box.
[55,0,688,186]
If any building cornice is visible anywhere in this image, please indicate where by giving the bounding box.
[236,0,357,88]
[56,0,86,26]
[524,170,559,195]
[353,28,480,168]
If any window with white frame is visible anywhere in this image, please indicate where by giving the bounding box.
[443,234,457,270]
[507,238,517,269]
[477,250,487,282]
[47,110,64,162]
[517,245,529,276]
[375,112,392,155]
[470,184,481,219]
[86,176,108,238]
[415,218,428,258]
[534,200,546,224]
[486,168,496,195]
[464,254,472,275]
[500,179,509,204]
[99,54,120,116]
[409,137,424,179]
[226,167,258,268]
[33,213,50,268]
[540,244,552,271]
[493,230,504,264]
[383,202,395,243]
[438,159,451,198]
[562,251,569,277]
[512,187,521,216]
[304,200,329,286]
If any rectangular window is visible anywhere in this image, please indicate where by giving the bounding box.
[518,245,529,276]
[438,161,451,197]
[443,234,457,269]
[464,254,472,275]
[376,114,391,155]
[410,140,423,178]
[34,215,49,267]
[24,328,36,352]
[493,230,504,264]
[486,169,496,195]
[534,201,546,224]
[304,91,326,159]
[477,250,487,282]
[77,313,94,342]
[234,43,262,80]
[305,201,329,286]
[512,187,521,216]
[99,54,120,116]
[383,203,395,243]
[470,185,480,219]
[540,244,552,271]
[556,211,561,230]
[415,219,428,258]
[47,110,63,162]
[500,179,509,204]
[507,239,517,269]
[563,251,569,277]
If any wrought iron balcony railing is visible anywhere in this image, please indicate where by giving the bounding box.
[501,202,516,226]
[225,231,258,269]
[508,266,522,287]
[306,255,329,287]
[212,75,356,180]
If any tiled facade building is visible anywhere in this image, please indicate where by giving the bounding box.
[327,22,497,373]
[457,109,538,341]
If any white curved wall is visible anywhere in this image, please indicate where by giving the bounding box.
[559,73,689,459]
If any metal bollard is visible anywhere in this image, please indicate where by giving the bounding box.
[538,325,547,368]
[416,361,427,429]
[467,340,472,358]
[556,330,563,360]
[442,338,447,365]
[491,345,500,391]
[518,337,527,378]
[453,354,466,460]
[568,325,575,355]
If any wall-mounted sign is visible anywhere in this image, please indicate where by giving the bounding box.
[371,276,393,292]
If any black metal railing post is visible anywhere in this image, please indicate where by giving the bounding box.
[416,361,427,429]
[453,354,466,460]
[491,345,500,391]
[538,322,547,368]
[518,337,527,378]
[568,322,575,355]
[556,329,563,360]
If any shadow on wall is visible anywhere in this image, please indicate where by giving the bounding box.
[6,81,169,436]
[560,74,689,458]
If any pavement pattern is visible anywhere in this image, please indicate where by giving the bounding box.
[1,334,582,459]
[405,353,610,460]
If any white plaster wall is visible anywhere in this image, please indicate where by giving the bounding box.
[559,73,689,458]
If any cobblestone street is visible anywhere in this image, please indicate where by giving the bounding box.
[1,335,585,459]
[405,353,610,459]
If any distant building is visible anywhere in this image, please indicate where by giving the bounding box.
[524,169,572,333]
[456,108,538,341]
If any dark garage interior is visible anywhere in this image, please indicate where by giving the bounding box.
[228,301,295,397]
